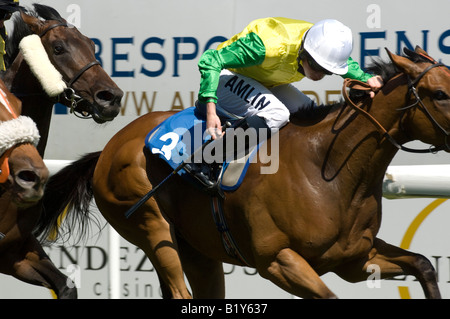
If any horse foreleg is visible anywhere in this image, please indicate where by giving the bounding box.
[258,248,337,299]
[3,236,77,299]
[176,234,225,298]
[139,221,192,299]
[334,237,441,299]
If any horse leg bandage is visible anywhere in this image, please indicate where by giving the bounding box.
[19,34,67,97]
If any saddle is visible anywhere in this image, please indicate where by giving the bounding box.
[145,106,262,194]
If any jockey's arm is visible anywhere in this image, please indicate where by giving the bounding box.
[343,57,384,97]
[198,33,265,138]
[197,32,265,105]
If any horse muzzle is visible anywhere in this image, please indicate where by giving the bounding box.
[9,166,49,208]
[93,87,123,122]
[72,87,123,123]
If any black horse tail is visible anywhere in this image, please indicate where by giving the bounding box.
[34,151,102,244]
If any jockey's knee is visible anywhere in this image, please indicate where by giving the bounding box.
[260,106,290,132]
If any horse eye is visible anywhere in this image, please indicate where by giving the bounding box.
[53,45,64,55]
[433,90,448,101]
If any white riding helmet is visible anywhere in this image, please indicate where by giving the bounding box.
[302,19,353,75]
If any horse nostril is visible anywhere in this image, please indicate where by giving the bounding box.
[96,90,115,102]
[17,170,38,184]
[13,168,46,205]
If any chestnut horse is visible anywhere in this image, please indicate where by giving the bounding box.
[0,4,122,298]
[40,47,449,298]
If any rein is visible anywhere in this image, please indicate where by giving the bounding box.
[342,62,448,153]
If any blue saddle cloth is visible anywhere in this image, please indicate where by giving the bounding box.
[145,107,257,191]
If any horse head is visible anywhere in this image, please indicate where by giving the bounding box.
[18,5,123,123]
[0,81,48,208]
[387,47,450,152]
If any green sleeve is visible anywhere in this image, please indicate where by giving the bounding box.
[342,57,373,82]
[198,32,266,103]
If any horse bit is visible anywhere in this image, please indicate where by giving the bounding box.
[343,60,449,153]
[40,22,101,119]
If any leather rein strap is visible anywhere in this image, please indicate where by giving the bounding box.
[342,79,391,139]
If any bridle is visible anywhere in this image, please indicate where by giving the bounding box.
[40,22,100,118]
[343,61,449,154]
[402,62,449,139]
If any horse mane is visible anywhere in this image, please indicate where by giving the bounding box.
[5,4,64,68]
[365,58,398,83]
[366,47,434,83]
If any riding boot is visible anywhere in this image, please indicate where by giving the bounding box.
[184,115,270,190]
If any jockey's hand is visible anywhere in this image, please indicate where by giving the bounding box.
[367,75,384,98]
[206,102,223,140]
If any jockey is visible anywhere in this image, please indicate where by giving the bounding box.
[0,0,22,71]
[188,17,384,188]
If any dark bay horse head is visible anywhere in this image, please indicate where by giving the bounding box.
[6,4,123,123]
[0,80,48,208]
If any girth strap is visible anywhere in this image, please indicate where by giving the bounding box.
[210,196,251,266]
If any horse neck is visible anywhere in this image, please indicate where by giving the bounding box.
[3,55,54,156]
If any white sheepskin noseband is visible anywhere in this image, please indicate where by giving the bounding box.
[0,116,40,155]
[19,34,67,97]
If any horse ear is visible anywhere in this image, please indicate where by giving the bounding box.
[413,46,437,63]
[20,11,45,35]
[414,46,429,56]
[385,48,422,77]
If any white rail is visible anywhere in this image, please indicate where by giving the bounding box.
[44,159,73,176]
[383,165,450,199]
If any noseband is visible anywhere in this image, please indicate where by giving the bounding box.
[40,22,100,118]
[403,63,449,139]
[343,60,449,153]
